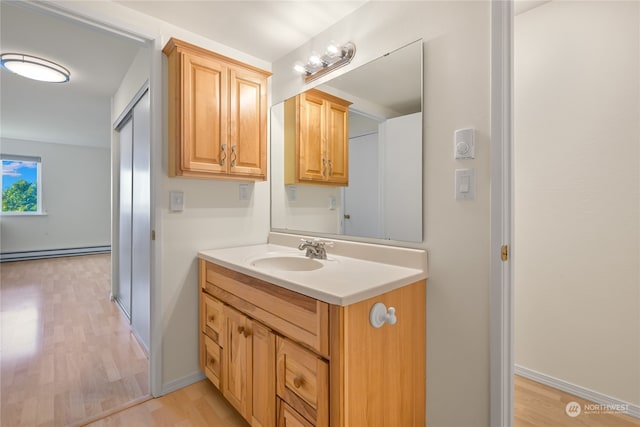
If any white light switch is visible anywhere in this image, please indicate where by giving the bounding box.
[239,183,250,201]
[287,185,297,202]
[455,169,475,201]
[454,128,475,160]
[169,191,184,211]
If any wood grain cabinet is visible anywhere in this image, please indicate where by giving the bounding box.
[163,38,271,180]
[285,89,352,186]
[199,258,426,427]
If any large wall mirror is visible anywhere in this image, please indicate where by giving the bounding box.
[271,39,423,243]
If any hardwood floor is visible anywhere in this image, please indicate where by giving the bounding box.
[515,375,640,427]
[84,380,248,427]
[0,254,149,427]
[82,374,640,427]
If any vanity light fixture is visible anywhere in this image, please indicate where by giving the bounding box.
[294,42,356,83]
[0,53,70,83]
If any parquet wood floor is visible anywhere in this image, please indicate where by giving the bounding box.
[1,254,149,427]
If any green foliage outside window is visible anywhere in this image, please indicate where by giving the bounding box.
[2,179,38,212]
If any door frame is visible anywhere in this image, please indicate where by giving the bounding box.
[29,1,164,397]
[490,1,514,426]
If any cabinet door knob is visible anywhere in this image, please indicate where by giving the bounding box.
[293,376,304,389]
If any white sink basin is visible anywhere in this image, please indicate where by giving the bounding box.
[250,255,324,272]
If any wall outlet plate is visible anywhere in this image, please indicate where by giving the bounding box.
[169,191,184,211]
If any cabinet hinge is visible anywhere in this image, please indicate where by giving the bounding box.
[501,245,508,262]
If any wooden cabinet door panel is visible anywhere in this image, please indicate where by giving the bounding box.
[298,91,326,182]
[325,101,349,185]
[182,53,228,173]
[251,320,276,427]
[229,67,267,178]
[223,305,252,420]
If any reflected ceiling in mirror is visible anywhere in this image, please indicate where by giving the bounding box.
[271,39,423,243]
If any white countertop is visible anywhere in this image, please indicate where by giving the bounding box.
[198,235,428,306]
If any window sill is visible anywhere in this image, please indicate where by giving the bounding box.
[0,211,48,217]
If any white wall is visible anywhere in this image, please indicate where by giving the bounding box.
[515,1,640,405]
[0,137,110,253]
[273,2,491,426]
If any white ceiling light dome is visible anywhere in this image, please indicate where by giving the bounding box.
[0,53,70,83]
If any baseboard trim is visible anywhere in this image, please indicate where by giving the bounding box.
[0,245,111,262]
[161,371,205,396]
[515,365,640,419]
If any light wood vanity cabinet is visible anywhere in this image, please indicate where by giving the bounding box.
[199,258,426,427]
[163,38,271,180]
[285,89,352,186]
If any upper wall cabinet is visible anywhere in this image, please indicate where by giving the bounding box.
[284,89,352,186]
[163,38,271,180]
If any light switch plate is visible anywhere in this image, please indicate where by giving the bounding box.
[169,191,184,211]
[455,169,475,201]
[239,183,250,201]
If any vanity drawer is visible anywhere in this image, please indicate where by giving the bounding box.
[202,334,222,389]
[276,337,328,427]
[203,261,329,356]
[278,400,314,427]
[201,292,224,343]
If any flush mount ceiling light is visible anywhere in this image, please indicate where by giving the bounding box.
[294,42,356,83]
[0,53,70,83]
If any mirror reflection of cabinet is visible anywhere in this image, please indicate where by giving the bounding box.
[284,89,352,186]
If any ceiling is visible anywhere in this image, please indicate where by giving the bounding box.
[115,1,367,63]
[0,1,366,148]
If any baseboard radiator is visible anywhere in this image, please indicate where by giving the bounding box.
[0,245,111,262]
[515,364,640,419]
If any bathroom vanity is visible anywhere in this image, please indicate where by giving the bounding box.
[198,234,428,427]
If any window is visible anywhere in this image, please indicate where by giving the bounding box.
[1,155,43,214]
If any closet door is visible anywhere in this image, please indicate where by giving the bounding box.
[117,117,133,319]
[131,89,150,351]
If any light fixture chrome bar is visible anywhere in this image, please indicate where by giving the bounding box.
[301,42,356,83]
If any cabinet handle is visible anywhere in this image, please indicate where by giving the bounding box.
[328,159,333,176]
[208,315,215,322]
[231,145,237,167]
[322,158,327,177]
[293,376,304,389]
[237,326,245,335]
[237,326,250,337]
[220,144,227,166]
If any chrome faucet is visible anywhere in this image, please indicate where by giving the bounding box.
[298,239,332,260]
